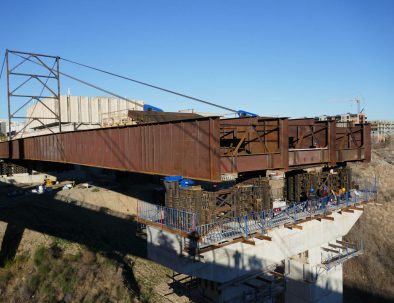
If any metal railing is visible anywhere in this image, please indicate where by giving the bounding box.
[304,240,364,283]
[137,200,196,233]
[321,240,364,271]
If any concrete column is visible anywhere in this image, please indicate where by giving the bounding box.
[285,246,343,303]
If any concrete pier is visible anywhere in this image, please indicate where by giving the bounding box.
[285,245,343,303]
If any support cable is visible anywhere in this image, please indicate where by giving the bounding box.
[12,53,144,109]
[61,57,238,113]
[0,52,6,112]
[0,52,5,81]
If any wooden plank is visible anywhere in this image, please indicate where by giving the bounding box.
[320,216,334,221]
[127,110,202,123]
[296,217,313,224]
[286,225,303,230]
[254,234,272,241]
[349,205,364,211]
[242,238,256,245]
[314,215,322,221]
[137,218,191,238]
[341,208,354,213]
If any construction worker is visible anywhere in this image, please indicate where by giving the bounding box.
[336,186,343,205]
[300,188,308,212]
[309,186,317,210]
[322,186,328,197]
[300,188,308,202]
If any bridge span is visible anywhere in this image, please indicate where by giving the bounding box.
[0,115,371,182]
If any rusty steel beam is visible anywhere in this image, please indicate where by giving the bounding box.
[0,116,222,181]
[328,120,337,166]
[0,116,372,181]
[280,118,289,170]
[364,124,372,162]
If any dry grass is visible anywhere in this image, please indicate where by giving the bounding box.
[0,241,137,303]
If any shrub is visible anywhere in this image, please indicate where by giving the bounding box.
[33,246,50,267]
[27,274,40,294]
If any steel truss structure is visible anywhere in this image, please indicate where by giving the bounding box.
[5,49,61,140]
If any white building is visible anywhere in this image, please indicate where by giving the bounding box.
[14,95,144,138]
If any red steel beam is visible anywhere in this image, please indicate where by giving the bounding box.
[0,117,371,181]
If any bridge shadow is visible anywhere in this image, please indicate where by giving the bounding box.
[7,159,165,204]
[0,180,146,296]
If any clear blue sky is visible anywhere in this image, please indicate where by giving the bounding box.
[0,0,393,120]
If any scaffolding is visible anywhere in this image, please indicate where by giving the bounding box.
[320,240,364,271]
[137,177,378,249]
[301,240,364,284]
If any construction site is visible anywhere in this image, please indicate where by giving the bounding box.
[0,49,391,303]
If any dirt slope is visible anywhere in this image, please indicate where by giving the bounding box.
[0,187,173,303]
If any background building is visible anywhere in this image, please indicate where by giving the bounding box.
[13,96,144,138]
[370,120,394,142]
[0,120,6,136]
[317,112,367,127]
